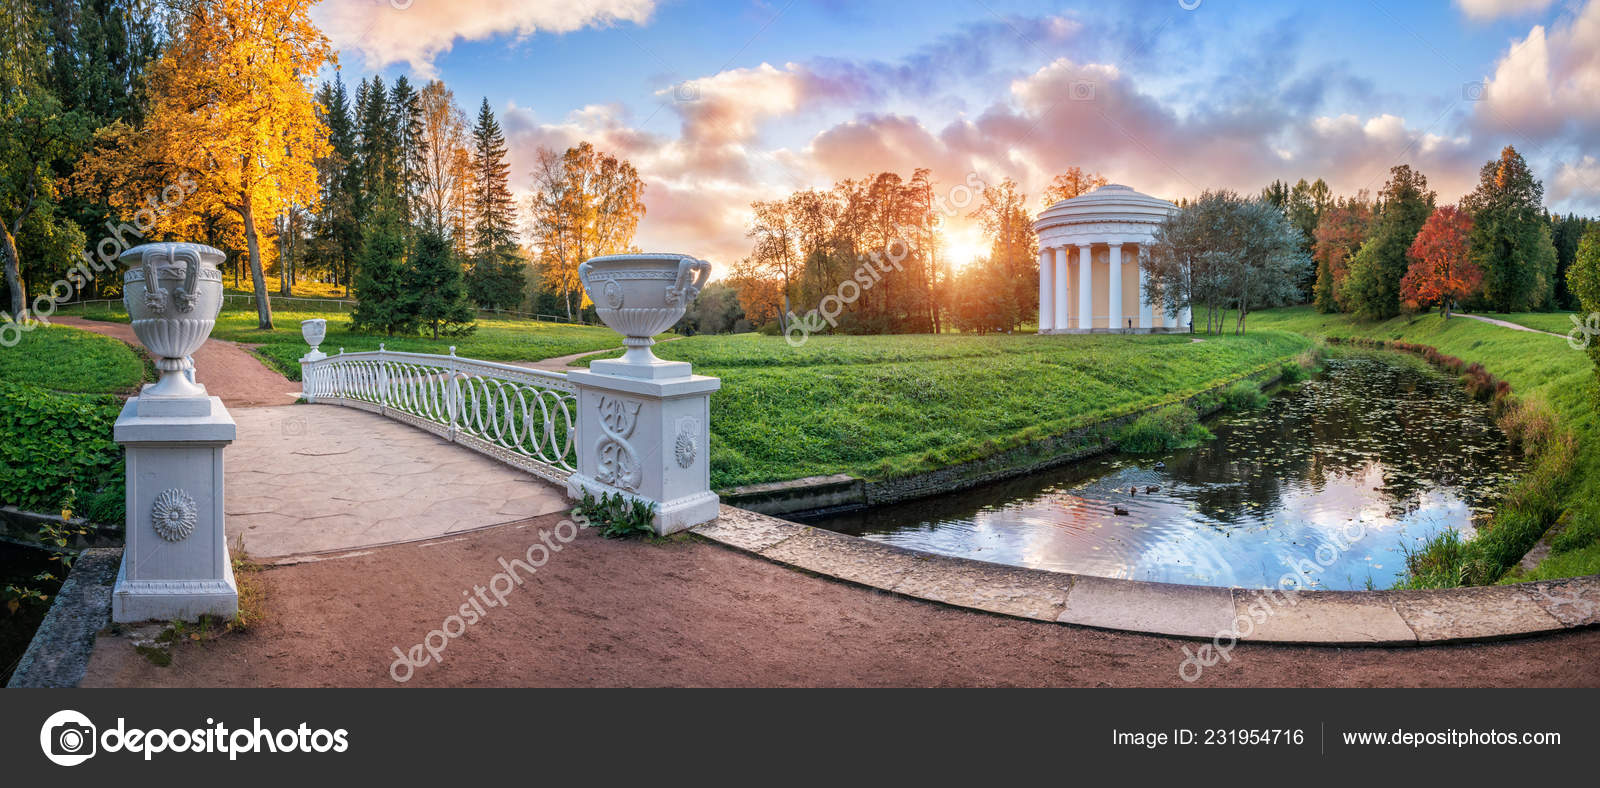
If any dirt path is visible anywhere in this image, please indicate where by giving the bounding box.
[81,514,1600,688]
[1454,313,1566,339]
[52,316,297,408]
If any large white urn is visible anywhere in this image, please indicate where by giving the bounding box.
[579,254,710,378]
[121,243,225,401]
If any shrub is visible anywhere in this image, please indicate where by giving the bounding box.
[576,490,656,539]
[0,383,125,522]
[1115,404,1213,453]
[1219,380,1268,411]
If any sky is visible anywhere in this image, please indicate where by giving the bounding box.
[311,0,1600,269]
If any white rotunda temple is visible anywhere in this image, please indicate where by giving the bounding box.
[1031,184,1189,333]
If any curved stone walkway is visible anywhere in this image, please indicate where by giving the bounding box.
[226,405,569,560]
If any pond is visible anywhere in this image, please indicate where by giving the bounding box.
[804,354,1523,590]
[0,541,65,685]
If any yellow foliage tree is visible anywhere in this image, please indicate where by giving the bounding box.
[83,0,331,329]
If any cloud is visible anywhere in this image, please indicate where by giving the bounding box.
[482,4,1598,270]
[1474,0,1600,203]
[317,0,657,76]
[1455,0,1556,20]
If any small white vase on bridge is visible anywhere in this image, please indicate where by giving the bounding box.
[300,318,327,362]
[111,242,238,623]
[567,254,722,534]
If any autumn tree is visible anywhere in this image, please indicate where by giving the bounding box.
[527,142,645,319]
[1311,194,1373,313]
[416,79,469,232]
[81,0,332,330]
[968,177,1036,332]
[1400,206,1478,318]
[1343,165,1435,320]
[1040,166,1107,205]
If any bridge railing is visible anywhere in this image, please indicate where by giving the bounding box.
[301,347,578,485]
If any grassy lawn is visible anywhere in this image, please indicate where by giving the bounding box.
[1247,306,1600,581]
[0,325,140,522]
[0,324,145,394]
[586,331,1312,488]
[63,305,626,381]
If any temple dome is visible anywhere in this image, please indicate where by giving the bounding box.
[1033,183,1178,232]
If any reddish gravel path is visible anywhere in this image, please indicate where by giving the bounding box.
[52,316,297,408]
[82,514,1600,688]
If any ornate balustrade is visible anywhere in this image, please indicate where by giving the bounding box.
[302,347,578,485]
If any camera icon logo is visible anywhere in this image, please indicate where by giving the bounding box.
[40,710,97,766]
[1070,80,1096,101]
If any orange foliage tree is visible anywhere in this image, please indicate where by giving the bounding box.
[1400,205,1479,318]
[80,0,332,329]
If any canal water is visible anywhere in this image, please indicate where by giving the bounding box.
[805,354,1522,590]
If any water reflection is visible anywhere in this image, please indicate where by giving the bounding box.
[806,356,1522,590]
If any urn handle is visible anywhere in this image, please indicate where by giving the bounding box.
[669,257,711,305]
[171,245,201,313]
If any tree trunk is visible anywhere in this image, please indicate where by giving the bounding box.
[2,220,26,321]
[239,193,274,330]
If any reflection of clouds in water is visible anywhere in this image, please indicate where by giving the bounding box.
[835,357,1520,590]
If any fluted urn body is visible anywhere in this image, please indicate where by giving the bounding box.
[120,242,225,400]
[579,254,710,375]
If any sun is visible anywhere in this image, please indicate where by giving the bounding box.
[943,231,988,270]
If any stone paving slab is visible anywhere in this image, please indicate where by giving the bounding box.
[894,557,1074,620]
[1522,577,1600,628]
[758,528,928,590]
[1057,576,1237,638]
[1235,589,1417,645]
[692,506,1596,646]
[694,505,810,552]
[226,405,570,559]
[1356,585,1563,642]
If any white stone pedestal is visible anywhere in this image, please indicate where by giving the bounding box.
[112,394,238,622]
[566,364,721,535]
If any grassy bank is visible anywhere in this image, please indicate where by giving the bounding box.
[65,306,625,381]
[586,330,1312,488]
[1248,306,1599,583]
[0,325,142,524]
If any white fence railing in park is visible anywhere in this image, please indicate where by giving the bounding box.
[301,347,578,485]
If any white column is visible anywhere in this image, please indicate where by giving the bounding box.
[1038,248,1053,333]
[1108,241,1124,332]
[1053,246,1069,330]
[1077,244,1093,330]
[1135,243,1152,330]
